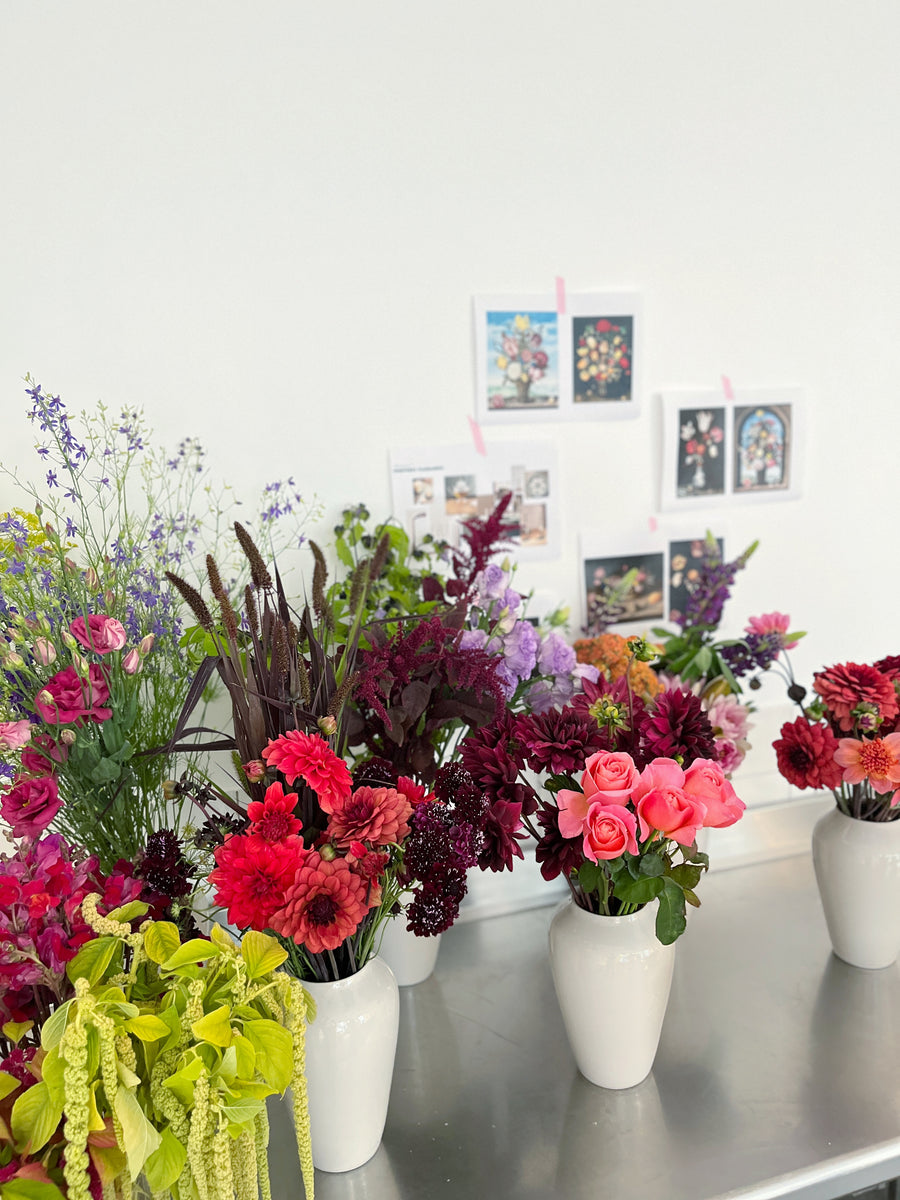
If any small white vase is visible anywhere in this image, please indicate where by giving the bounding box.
[812,806,900,969]
[377,912,441,986]
[304,956,400,1172]
[548,898,675,1089]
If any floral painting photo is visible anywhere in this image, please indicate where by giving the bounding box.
[483,309,560,411]
[572,315,633,405]
[733,403,792,493]
[676,406,726,498]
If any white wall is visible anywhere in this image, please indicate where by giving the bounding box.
[1,1,898,818]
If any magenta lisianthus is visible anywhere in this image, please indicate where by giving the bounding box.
[69,614,128,654]
[0,774,63,838]
[35,664,112,725]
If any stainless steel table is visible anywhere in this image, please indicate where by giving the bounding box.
[268,853,900,1199]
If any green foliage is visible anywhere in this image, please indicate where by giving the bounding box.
[3,910,314,1200]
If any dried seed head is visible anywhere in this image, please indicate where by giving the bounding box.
[273,619,290,679]
[233,521,273,590]
[327,670,359,718]
[244,585,260,638]
[206,554,226,602]
[165,571,214,630]
[370,531,391,581]
[309,541,334,631]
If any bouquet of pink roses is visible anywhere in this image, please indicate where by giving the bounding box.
[461,637,746,943]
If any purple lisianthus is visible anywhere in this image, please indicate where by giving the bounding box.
[473,563,510,603]
[459,628,488,652]
[538,631,576,677]
[501,620,540,680]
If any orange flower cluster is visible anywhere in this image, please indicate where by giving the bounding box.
[572,634,663,702]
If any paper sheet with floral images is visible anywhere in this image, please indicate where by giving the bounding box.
[658,387,804,511]
[473,293,642,424]
[389,440,559,561]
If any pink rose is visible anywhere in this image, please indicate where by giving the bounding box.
[35,664,112,725]
[69,614,128,655]
[21,732,67,776]
[1,774,63,838]
[633,758,706,846]
[582,802,639,862]
[0,721,32,752]
[683,759,746,828]
[582,750,639,803]
[557,750,639,840]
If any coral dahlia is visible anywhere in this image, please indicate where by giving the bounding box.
[834,733,900,794]
[262,730,353,812]
[271,853,370,953]
[326,785,412,849]
[813,662,899,732]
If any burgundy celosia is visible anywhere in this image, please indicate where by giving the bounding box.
[773,718,844,790]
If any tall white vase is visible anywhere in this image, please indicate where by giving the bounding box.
[304,956,400,1172]
[548,898,675,1090]
[378,913,441,986]
[812,806,900,969]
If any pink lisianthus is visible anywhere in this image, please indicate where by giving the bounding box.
[121,648,141,675]
[834,733,900,794]
[745,612,799,651]
[683,759,745,828]
[632,758,707,846]
[69,614,127,654]
[262,730,352,812]
[582,802,639,862]
[20,733,67,776]
[0,721,31,753]
[556,749,638,839]
[35,665,111,724]
[0,775,63,838]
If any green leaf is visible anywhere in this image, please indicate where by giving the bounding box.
[577,861,604,896]
[90,756,122,784]
[162,939,220,972]
[242,1020,293,1091]
[668,863,705,891]
[240,930,288,980]
[11,1082,62,1155]
[39,1001,73,1051]
[113,1088,162,1178]
[0,1181,67,1200]
[638,852,666,878]
[232,1033,256,1080]
[104,900,149,924]
[66,936,119,986]
[0,1071,20,1101]
[208,923,238,952]
[143,922,183,965]
[41,1047,65,1108]
[162,1057,206,1107]
[124,1014,172,1043]
[613,874,663,906]
[191,1005,233,1049]
[655,879,687,946]
[1,1020,33,1045]
[143,1125,187,1194]
[220,1096,265,1128]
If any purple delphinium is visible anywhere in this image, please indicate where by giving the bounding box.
[720,631,783,678]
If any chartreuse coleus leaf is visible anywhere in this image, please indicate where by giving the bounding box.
[242,1020,293,1091]
[143,922,182,965]
[240,929,288,979]
[143,1125,187,1194]
[114,1087,162,1178]
[161,938,221,972]
[11,1081,62,1154]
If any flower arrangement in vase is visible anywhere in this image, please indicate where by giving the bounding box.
[774,653,900,968]
[461,636,746,1087]
[0,381,318,871]
[0,833,313,1200]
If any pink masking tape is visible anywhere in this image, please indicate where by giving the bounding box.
[468,415,486,455]
[721,374,735,400]
[555,276,566,314]
[648,515,658,532]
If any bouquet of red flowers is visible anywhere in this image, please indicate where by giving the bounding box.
[461,637,746,943]
[774,656,900,820]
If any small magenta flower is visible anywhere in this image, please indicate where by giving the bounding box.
[242,759,267,783]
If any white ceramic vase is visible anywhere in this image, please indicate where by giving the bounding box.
[548,898,675,1090]
[304,956,400,1172]
[812,806,900,969]
[377,912,441,986]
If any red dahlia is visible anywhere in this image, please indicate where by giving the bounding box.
[813,662,899,733]
[773,718,844,790]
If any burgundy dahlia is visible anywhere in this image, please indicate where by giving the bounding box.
[773,718,844,790]
[534,800,583,882]
[641,687,717,766]
[517,708,606,777]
